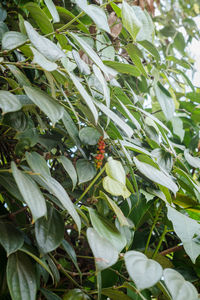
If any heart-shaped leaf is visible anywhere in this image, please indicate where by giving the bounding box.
[76,159,96,184]
[163,269,198,300]
[87,227,118,271]
[124,250,163,290]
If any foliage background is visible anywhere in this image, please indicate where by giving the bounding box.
[0,0,200,299]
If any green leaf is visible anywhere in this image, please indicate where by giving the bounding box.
[0,22,8,41]
[6,64,31,86]
[93,65,110,108]
[24,21,64,62]
[126,44,147,77]
[88,208,126,252]
[0,90,22,114]
[76,0,110,33]
[103,176,131,198]
[100,192,129,226]
[62,111,81,146]
[173,32,185,54]
[101,288,132,300]
[62,240,81,277]
[0,221,24,256]
[121,141,152,156]
[106,157,126,185]
[24,2,53,34]
[30,46,58,71]
[103,60,140,77]
[76,159,96,184]
[132,6,154,42]
[40,288,62,300]
[121,1,142,41]
[124,251,163,290]
[184,149,200,169]
[7,252,37,300]
[138,40,160,61]
[167,205,200,263]
[186,92,200,103]
[95,101,134,138]
[68,32,111,76]
[63,288,91,300]
[63,69,98,124]
[134,157,178,195]
[58,156,77,190]
[25,152,81,232]
[24,86,64,125]
[2,31,27,50]
[11,161,47,222]
[44,0,60,23]
[86,227,118,271]
[163,268,198,300]
[154,82,175,120]
[35,203,64,254]
[171,117,185,141]
[79,127,101,145]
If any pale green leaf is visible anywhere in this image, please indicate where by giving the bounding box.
[2,31,27,50]
[103,176,131,198]
[154,83,175,120]
[0,90,22,114]
[184,149,200,169]
[30,46,58,71]
[124,251,163,290]
[44,0,60,23]
[122,1,142,41]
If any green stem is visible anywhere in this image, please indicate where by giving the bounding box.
[152,225,168,259]
[76,165,106,204]
[144,201,163,255]
[97,271,102,300]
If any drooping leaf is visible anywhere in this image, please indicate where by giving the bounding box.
[121,1,142,41]
[0,221,24,256]
[134,157,178,195]
[62,240,81,277]
[167,205,200,263]
[11,161,47,222]
[6,64,31,86]
[76,159,96,184]
[184,149,200,169]
[132,6,154,42]
[30,46,58,71]
[2,31,27,50]
[88,208,126,252]
[103,176,131,198]
[0,90,22,114]
[124,251,163,290]
[35,203,64,254]
[76,0,110,33]
[93,65,110,108]
[86,227,118,271]
[44,0,60,23]
[58,156,77,190]
[24,86,64,125]
[7,252,37,300]
[105,157,126,185]
[24,21,65,62]
[154,82,175,120]
[163,268,198,300]
[24,2,53,34]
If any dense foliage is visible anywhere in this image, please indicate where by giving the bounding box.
[0,0,200,299]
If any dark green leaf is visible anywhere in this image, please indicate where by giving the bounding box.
[76,159,96,184]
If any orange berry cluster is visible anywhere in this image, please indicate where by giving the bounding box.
[95,136,105,168]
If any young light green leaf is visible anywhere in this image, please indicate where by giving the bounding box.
[76,159,96,184]
[184,149,200,169]
[95,101,134,138]
[35,203,64,254]
[30,46,58,71]
[103,176,131,198]
[58,156,77,190]
[2,31,27,50]
[134,157,178,195]
[11,161,47,222]
[24,21,65,62]
[88,208,126,252]
[7,252,37,300]
[76,0,110,33]
[167,205,200,263]
[44,0,60,23]
[0,222,24,256]
[64,69,98,124]
[132,6,154,42]
[105,157,126,184]
[0,90,22,114]
[24,2,53,34]
[86,227,118,271]
[154,83,175,120]
[24,86,64,125]
[124,251,163,290]
[122,1,142,41]
[163,269,198,300]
